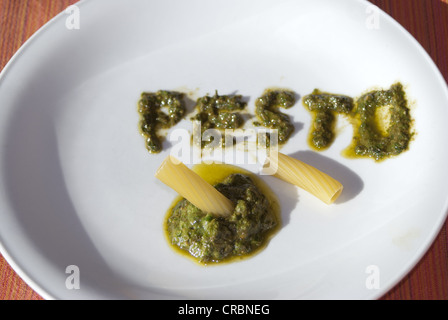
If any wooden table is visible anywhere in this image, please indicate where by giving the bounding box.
[1,0,447,300]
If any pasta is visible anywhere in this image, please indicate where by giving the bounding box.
[155,156,234,216]
[263,152,343,204]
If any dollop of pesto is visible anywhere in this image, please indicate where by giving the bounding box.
[166,174,278,264]
[138,90,186,153]
[348,83,413,161]
[254,89,296,145]
[303,90,354,150]
[191,91,247,148]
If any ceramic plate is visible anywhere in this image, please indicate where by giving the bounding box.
[1,0,448,299]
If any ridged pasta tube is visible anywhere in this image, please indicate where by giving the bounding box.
[155,156,234,217]
[263,152,343,204]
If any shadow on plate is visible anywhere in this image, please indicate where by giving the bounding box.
[286,150,364,204]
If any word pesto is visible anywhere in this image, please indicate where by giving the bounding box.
[303,83,413,161]
[137,83,413,161]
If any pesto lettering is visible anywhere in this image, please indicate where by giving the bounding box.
[191,91,247,148]
[138,90,186,153]
[348,83,413,161]
[303,83,413,161]
[302,90,354,150]
[254,89,296,145]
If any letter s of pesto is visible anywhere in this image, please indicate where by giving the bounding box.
[138,90,186,153]
[254,89,296,145]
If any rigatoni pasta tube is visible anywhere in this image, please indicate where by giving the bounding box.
[155,156,234,217]
[263,152,343,204]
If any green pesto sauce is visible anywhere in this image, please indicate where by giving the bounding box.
[254,89,296,145]
[344,83,413,161]
[303,83,413,161]
[138,90,186,153]
[164,163,281,265]
[302,90,354,151]
[302,89,354,151]
[190,91,247,148]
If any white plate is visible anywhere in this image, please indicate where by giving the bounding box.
[1,0,448,300]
